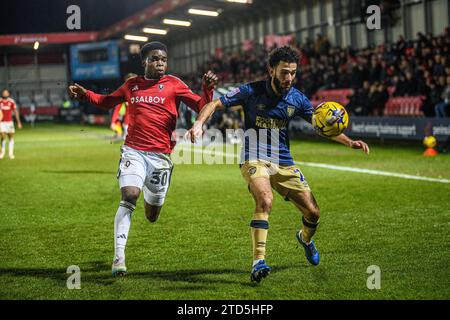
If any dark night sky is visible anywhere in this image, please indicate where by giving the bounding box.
[1,0,158,35]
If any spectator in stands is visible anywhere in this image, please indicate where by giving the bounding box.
[185,29,449,119]
[338,66,352,88]
[433,54,446,77]
[415,70,428,96]
[323,68,338,90]
[396,35,407,57]
[379,60,390,84]
[359,81,372,116]
[347,89,361,116]
[319,35,331,56]
[367,83,379,115]
[416,32,428,46]
[367,82,389,116]
[351,62,369,89]
[376,83,390,116]
[435,75,450,117]
[368,59,381,83]
[303,37,315,58]
[403,71,419,96]
[347,81,372,116]
[437,75,447,89]
[398,57,411,77]
[393,74,408,96]
[422,80,442,117]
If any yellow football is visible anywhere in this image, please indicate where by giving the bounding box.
[312,102,349,137]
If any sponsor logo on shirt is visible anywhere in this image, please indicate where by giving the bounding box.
[131,96,166,104]
[255,116,288,129]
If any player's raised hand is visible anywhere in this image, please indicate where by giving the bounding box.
[202,70,218,89]
[185,121,204,143]
[350,140,370,155]
[68,83,87,100]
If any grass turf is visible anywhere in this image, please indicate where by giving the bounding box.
[0,124,449,299]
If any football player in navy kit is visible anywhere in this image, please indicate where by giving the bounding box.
[187,46,369,283]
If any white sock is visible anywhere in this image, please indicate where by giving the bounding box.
[114,201,135,263]
[8,139,14,155]
[1,140,5,153]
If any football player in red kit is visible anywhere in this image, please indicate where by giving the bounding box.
[0,89,22,159]
[110,73,137,140]
[68,41,218,276]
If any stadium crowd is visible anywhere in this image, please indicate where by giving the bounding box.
[183,27,450,126]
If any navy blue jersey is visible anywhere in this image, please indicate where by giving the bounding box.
[220,79,314,165]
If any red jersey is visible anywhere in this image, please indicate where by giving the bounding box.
[0,98,17,122]
[86,75,213,153]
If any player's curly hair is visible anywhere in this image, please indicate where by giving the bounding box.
[140,41,168,61]
[268,46,300,68]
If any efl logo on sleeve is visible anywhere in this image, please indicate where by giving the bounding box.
[226,88,240,98]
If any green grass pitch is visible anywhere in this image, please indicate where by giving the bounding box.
[0,124,449,299]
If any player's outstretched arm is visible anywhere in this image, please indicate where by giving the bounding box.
[68,83,124,110]
[331,133,370,155]
[177,70,218,113]
[185,99,223,143]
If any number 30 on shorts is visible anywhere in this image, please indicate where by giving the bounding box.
[150,170,169,186]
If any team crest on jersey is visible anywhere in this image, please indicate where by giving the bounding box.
[287,106,295,117]
[159,84,164,90]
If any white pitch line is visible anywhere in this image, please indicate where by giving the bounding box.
[295,161,450,184]
[178,145,450,184]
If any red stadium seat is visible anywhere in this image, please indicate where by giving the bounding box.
[312,88,425,117]
[383,97,425,117]
[311,89,353,108]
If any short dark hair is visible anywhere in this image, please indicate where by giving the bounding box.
[268,46,300,68]
[140,41,168,61]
